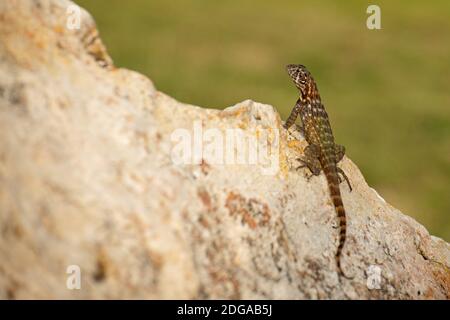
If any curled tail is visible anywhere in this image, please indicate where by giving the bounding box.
[323,164,348,277]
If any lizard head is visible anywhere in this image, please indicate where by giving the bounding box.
[286,64,317,100]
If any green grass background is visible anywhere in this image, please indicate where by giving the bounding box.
[76,0,450,241]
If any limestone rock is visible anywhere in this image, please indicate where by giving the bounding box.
[0,0,448,299]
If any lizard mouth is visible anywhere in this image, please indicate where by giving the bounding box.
[286,64,298,78]
[286,64,310,95]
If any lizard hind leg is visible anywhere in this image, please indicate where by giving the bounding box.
[337,167,352,192]
[335,144,346,163]
[334,144,352,191]
[296,144,322,176]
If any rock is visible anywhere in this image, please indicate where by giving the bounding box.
[0,0,448,299]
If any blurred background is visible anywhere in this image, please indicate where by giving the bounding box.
[76,0,450,241]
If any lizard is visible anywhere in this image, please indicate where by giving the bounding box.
[283,64,352,278]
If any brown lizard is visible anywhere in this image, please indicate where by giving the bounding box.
[284,64,352,278]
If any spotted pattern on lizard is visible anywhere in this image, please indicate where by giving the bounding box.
[284,64,352,278]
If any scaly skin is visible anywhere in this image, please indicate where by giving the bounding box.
[284,64,352,278]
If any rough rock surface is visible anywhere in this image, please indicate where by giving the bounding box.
[0,0,448,299]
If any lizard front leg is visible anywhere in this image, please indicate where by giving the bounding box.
[284,98,303,130]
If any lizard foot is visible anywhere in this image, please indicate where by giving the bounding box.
[337,167,352,192]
